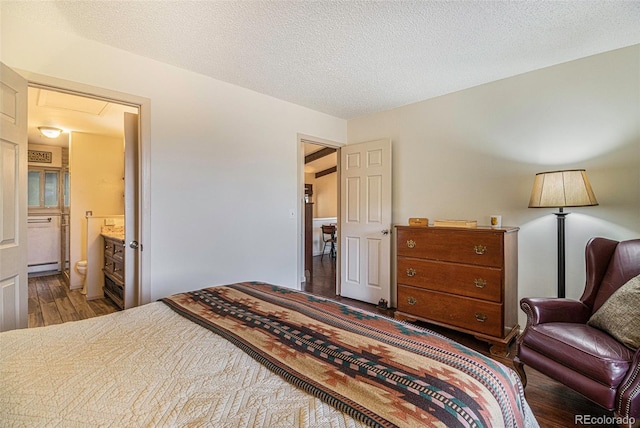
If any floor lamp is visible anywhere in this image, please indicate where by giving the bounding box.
[528,169,598,298]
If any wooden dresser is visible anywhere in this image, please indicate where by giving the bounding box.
[395,225,519,356]
[103,235,125,309]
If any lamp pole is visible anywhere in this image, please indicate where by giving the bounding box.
[554,207,569,298]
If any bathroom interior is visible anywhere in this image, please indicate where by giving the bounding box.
[27,87,138,308]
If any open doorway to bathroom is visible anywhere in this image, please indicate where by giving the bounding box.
[26,86,138,327]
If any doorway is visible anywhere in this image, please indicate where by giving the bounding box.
[26,86,138,324]
[299,136,340,298]
[299,137,394,310]
[20,70,151,326]
[27,87,134,270]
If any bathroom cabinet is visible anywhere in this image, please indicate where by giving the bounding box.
[103,235,125,309]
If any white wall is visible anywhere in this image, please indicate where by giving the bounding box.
[348,45,640,327]
[1,7,347,299]
[69,132,124,288]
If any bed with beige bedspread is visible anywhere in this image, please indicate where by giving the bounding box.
[1,282,538,427]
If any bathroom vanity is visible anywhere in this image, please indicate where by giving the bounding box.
[102,234,125,309]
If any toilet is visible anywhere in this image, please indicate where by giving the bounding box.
[76,260,88,294]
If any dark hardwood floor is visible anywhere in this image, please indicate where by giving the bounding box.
[304,255,616,428]
[28,273,120,328]
[28,263,617,427]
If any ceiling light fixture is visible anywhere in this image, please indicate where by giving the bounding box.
[38,126,63,139]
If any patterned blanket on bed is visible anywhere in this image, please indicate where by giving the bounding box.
[162,282,531,428]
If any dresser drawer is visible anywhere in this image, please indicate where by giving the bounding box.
[104,238,124,261]
[111,243,124,262]
[104,275,123,300]
[397,228,503,267]
[103,258,124,284]
[397,257,502,302]
[103,275,124,309]
[104,240,115,257]
[103,257,114,276]
[397,286,503,336]
[112,260,124,283]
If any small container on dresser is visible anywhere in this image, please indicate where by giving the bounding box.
[103,235,125,309]
[395,225,519,356]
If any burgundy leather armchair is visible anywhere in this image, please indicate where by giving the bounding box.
[514,237,640,420]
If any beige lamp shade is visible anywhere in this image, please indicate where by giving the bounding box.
[529,169,598,208]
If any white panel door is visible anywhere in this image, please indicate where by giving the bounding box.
[340,139,392,304]
[0,63,28,331]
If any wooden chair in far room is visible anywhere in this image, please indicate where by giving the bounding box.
[321,225,337,261]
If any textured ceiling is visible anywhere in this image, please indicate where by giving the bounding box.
[6,1,640,119]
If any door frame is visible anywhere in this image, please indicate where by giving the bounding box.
[18,69,151,306]
[297,134,343,293]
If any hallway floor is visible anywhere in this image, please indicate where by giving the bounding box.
[302,254,386,314]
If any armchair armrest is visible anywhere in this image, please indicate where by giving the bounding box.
[520,297,592,326]
[617,347,640,419]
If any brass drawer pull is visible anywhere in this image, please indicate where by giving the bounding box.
[474,278,487,288]
[474,312,487,322]
[407,297,417,305]
[406,240,416,249]
[474,245,487,255]
[406,268,416,277]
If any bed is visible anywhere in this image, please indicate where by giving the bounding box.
[1,281,538,427]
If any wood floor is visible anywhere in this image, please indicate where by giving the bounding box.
[304,255,616,428]
[28,273,119,328]
[29,264,616,427]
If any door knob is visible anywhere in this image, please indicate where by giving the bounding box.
[381,229,389,235]
[129,241,139,249]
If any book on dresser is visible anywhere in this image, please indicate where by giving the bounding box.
[395,225,519,356]
[432,219,478,228]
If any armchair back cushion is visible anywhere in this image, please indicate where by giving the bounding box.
[592,240,640,312]
[588,274,640,350]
